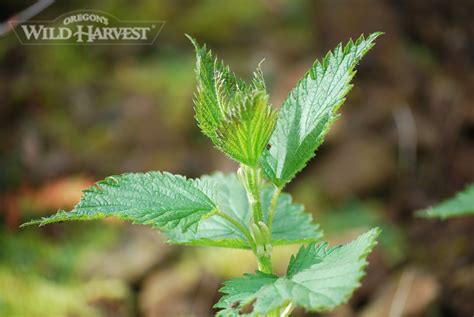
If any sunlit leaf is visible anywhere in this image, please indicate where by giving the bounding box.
[22,172,217,233]
[261,33,381,187]
[216,229,380,316]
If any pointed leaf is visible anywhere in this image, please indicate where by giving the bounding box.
[261,33,381,187]
[416,183,474,219]
[165,173,322,248]
[21,172,217,233]
[189,35,244,145]
[216,229,380,315]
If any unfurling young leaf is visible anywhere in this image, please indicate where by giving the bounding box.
[217,91,277,167]
[21,172,217,233]
[215,228,380,316]
[416,183,474,219]
[261,33,382,187]
[188,35,277,167]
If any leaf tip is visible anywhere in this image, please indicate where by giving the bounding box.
[185,33,201,52]
[19,221,34,228]
[184,33,194,43]
[365,227,382,246]
[370,226,382,237]
[370,31,384,39]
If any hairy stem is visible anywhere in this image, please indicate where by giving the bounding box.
[247,167,272,274]
[238,164,274,273]
[248,167,264,223]
[267,186,282,232]
[215,211,254,247]
[250,194,263,223]
[237,165,264,223]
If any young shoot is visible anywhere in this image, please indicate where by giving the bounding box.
[23,32,383,316]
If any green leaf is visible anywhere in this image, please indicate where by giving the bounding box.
[286,241,335,278]
[214,271,279,315]
[215,228,380,316]
[165,173,322,248]
[189,36,277,166]
[416,183,474,219]
[261,33,382,187]
[188,35,243,145]
[21,172,217,233]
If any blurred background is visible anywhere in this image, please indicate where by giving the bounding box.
[0,0,473,316]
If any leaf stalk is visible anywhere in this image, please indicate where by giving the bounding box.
[215,210,254,248]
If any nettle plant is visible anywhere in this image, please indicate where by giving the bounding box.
[24,33,382,316]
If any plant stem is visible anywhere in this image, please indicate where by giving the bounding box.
[237,165,274,274]
[253,186,281,275]
[243,166,272,273]
[248,166,264,223]
[215,211,254,247]
[250,194,263,223]
[237,165,264,223]
[267,186,282,232]
[257,253,272,274]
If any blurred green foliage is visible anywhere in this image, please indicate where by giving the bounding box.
[320,200,406,265]
[0,225,128,317]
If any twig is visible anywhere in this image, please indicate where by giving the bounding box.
[0,0,55,36]
[388,269,416,317]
